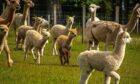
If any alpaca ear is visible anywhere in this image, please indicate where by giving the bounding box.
[72,16,75,18]
[133,3,140,11]
[32,16,37,20]
[6,0,10,5]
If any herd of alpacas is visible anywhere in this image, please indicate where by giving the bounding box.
[0,0,140,84]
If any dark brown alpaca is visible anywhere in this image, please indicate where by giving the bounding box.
[0,0,20,67]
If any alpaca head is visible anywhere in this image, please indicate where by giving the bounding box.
[117,28,132,44]
[133,3,140,18]
[23,0,34,8]
[89,4,100,13]
[33,16,44,25]
[66,16,75,25]
[41,30,51,39]
[9,0,20,10]
[68,28,77,38]
[0,25,9,36]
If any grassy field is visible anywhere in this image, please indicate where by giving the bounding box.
[0,30,140,84]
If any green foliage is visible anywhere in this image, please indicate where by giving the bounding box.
[61,0,113,12]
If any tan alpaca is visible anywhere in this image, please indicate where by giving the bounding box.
[24,29,50,64]
[87,3,140,50]
[78,28,132,84]
[50,16,74,56]
[16,16,44,50]
[12,0,34,36]
[56,28,77,65]
[0,0,20,67]
[85,4,100,50]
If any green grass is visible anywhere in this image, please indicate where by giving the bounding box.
[0,30,140,84]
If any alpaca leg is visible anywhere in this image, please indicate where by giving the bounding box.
[21,38,25,50]
[54,40,58,55]
[87,40,93,50]
[4,40,13,67]
[52,38,57,56]
[16,35,20,50]
[104,74,111,84]
[107,71,120,84]
[79,67,94,84]
[36,51,41,64]
[93,39,99,50]
[40,48,44,57]
[24,46,29,61]
[59,48,64,65]
[31,48,36,60]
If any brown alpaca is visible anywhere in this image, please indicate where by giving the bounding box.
[87,3,140,50]
[0,0,20,26]
[0,0,20,67]
[56,28,77,65]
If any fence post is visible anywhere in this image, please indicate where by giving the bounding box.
[53,4,57,25]
[48,14,51,28]
[82,5,86,43]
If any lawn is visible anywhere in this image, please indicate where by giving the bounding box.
[0,30,140,84]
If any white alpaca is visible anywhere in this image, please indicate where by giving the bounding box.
[56,28,77,65]
[50,16,74,56]
[40,18,49,30]
[85,4,100,50]
[78,28,131,84]
[16,16,44,50]
[24,29,50,64]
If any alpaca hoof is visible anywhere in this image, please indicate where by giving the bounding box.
[8,59,13,67]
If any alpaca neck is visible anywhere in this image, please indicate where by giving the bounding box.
[39,37,47,48]
[113,40,126,61]
[65,36,74,47]
[0,8,16,27]
[91,10,96,21]
[33,23,41,32]
[20,6,30,25]
[125,12,138,32]
[66,22,73,29]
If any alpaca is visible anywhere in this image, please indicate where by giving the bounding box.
[16,16,44,50]
[56,28,77,65]
[12,0,34,36]
[50,16,74,56]
[40,18,49,30]
[0,0,20,26]
[85,4,100,50]
[87,3,140,50]
[0,0,20,67]
[24,29,50,64]
[78,27,132,84]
